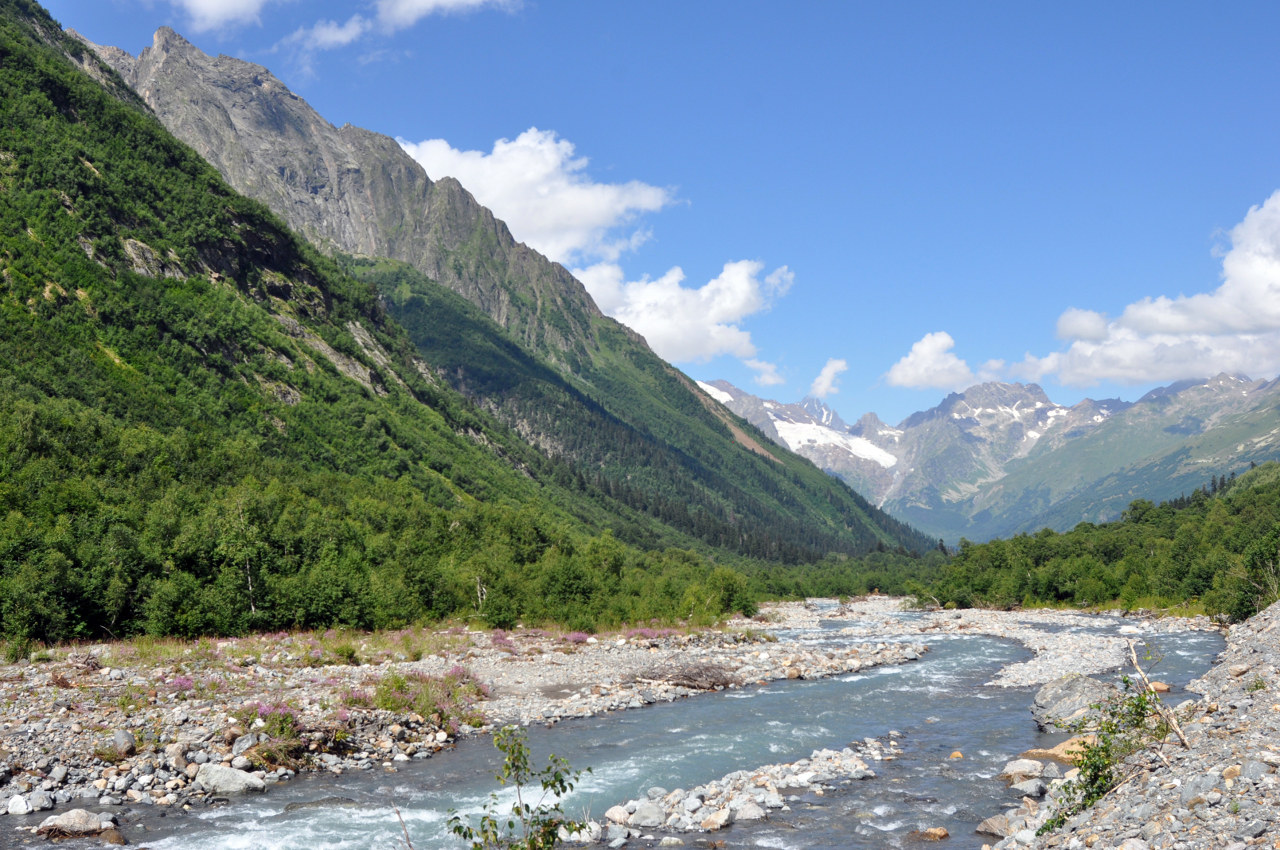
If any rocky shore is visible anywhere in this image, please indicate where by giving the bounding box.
[815,597,1219,687]
[979,600,1280,850]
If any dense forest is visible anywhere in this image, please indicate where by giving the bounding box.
[927,463,1280,621]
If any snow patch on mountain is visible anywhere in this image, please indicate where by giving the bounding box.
[772,420,898,469]
[696,381,734,405]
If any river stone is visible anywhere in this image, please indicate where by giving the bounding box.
[976,814,1011,837]
[195,763,265,794]
[700,807,734,830]
[737,801,767,821]
[36,808,106,836]
[998,759,1044,783]
[8,794,32,815]
[1031,674,1117,730]
[1011,778,1047,797]
[112,729,137,758]
[604,805,630,824]
[48,764,69,784]
[1242,760,1274,780]
[629,801,665,827]
[231,732,259,756]
[27,789,54,811]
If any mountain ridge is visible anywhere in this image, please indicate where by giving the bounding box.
[78,21,934,561]
[705,374,1280,542]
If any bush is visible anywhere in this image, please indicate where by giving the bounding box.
[447,726,587,850]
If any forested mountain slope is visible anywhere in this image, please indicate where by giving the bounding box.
[0,1,932,645]
[80,23,931,562]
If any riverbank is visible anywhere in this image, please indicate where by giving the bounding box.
[0,599,1221,844]
[990,599,1280,850]
[0,610,922,840]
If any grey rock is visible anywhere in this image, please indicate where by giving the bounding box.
[629,801,665,828]
[1240,760,1273,780]
[1010,778,1047,797]
[7,794,32,815]
[1031,674,1118,730]
[27,789,53,811]
[231,732,259,756]
[194,763,265,794]
[48,764,68,784]
[113,729,137,757]
[1238,821,1268,839]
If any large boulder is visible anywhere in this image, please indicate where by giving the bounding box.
[36,809,110,837]
[194,764,265,795]
[1031,674,1118,731]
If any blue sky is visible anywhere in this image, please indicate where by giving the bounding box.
[46,0,1280,425]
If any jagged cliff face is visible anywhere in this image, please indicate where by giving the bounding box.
[85,27,601,366]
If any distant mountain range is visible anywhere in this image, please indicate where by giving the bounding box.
[700,375,1280,542]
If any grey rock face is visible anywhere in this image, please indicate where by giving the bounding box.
[83,27,602,367]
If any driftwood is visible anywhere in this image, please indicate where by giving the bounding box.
[1127,640,1191,749]
[634,661,739,690]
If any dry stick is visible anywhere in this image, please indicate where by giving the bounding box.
[1126,639,1191,749]
[395,804,415,850]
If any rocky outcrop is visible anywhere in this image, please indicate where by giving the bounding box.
[81,27,603,367]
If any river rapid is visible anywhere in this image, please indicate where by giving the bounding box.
[99,611,1223,850]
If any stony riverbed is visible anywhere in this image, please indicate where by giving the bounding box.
[0,598,1233,846]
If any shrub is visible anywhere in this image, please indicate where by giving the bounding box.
[447,726,587,850]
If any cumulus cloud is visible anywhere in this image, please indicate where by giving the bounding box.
[1032,190,1280,386]
[169,0,275,31]
[399,129,672,265]
[809,358,848,398]
[884,331,975,390]
[574,260,793,364]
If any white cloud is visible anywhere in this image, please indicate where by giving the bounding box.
[809,358,848,398]
[169,0,274,31]
[280,15,371,55]
[375,0,513,29]
[1034,190,1280,386]
[1056,307,1108,341]
[884,331,975,390]
[274,0,510,63]
[574,260,793,364]
[746,359,785,386]
[399,129,672,265]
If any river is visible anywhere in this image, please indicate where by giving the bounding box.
[96,615,1224,850]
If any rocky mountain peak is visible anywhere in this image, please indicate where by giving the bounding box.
[84,27,603,364]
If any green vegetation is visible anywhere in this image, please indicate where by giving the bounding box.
[344,255,934,563]
[929,463,1280,620]
[447,726,587,850]
[1038,677,1173,834]
[0,1,936,646]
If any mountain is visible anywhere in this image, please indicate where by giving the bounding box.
[705,375,1280,542]
[78,23,933,563]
